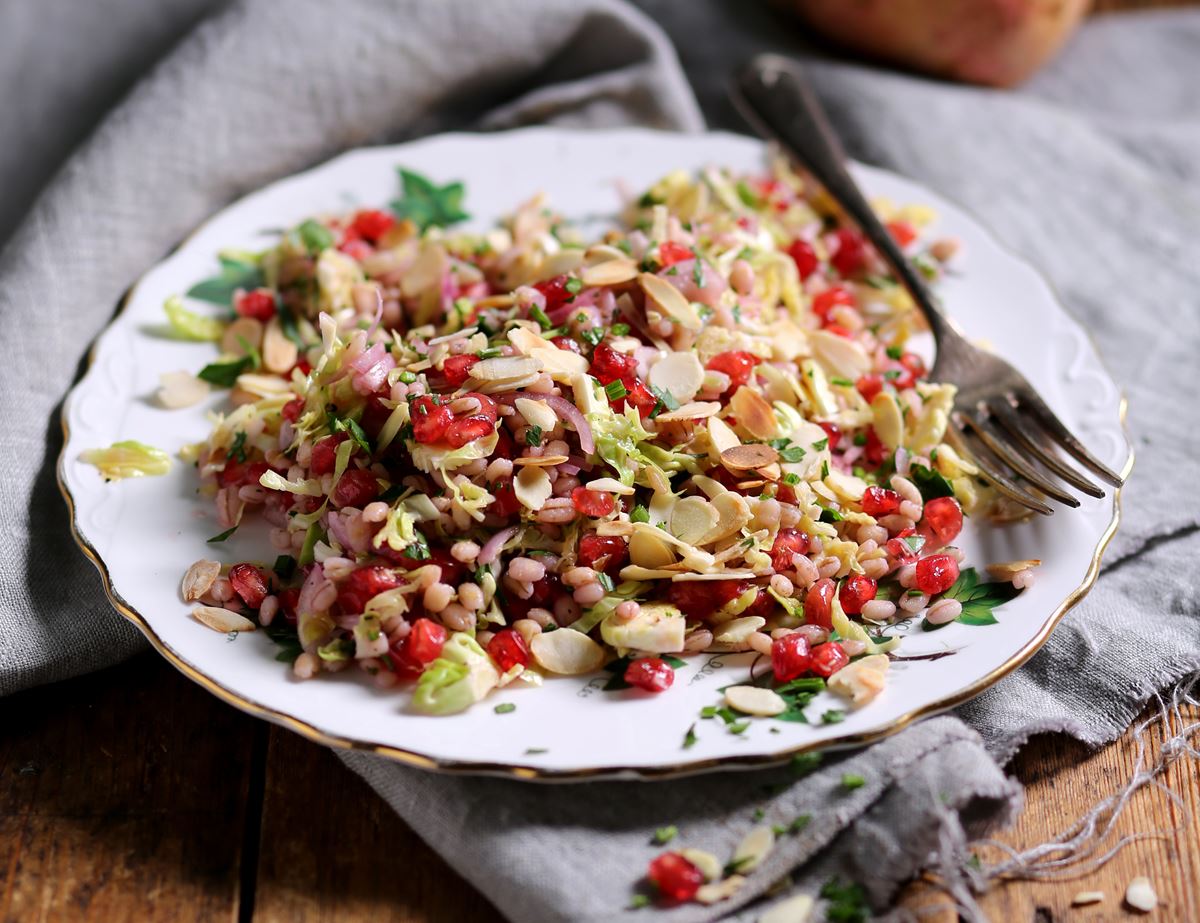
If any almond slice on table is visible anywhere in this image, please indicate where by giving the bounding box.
[695,876,746,905]
[732,825,776,872]
[724,685,787,717]
[679,849,722,882]
[1125,877,1157,913]
[192,605,256,633]
[530,629,605,675]
[157,371,210,409]
[758,894,815,923]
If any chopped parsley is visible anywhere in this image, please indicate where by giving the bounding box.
[186,255,265,307]
[821,709,846,725]
[297,219,334,254]
[229,431,248,463]
[581,326,606,348]
[790,751,823,776]
[494,703,516,715]
[652,825,678,845]
[630,504,650,523]
[207,525,238,543]
[525,425,543,447]
[564,277,583,296]
[682,723,698,749]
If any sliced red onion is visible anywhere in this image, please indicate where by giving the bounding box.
[297,563,329,617]
[349,342,395,395]
[478,526,517,566]
[325,510,354,552]
[543,394,594,455]
[558,464,581,476]
[661,258,727,308]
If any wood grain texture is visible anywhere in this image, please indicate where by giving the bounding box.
[0,655,256,923]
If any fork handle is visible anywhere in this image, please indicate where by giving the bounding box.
[732,54,954,345]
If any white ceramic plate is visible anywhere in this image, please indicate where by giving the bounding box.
[59,129,1131,780]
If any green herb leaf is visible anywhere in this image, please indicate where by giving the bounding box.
[821,709,846,725]
[494,703,516,715]
[530,304,552,330]
[790,751,823,776]
[820,877,869,923]
[736,180,762,209]
[661,655,686,668]
[650,385,679,412]
[297,219,334,254]
[789,814,812,834]
[206,526,238,543]
[610,323,630,337]
[390,168,469,231]
[630,504,650,523]
[198,356,254,388]
[273,555,297,579]
[886,345,904,360]
[818,506,843,523]
[525,425,544,447]
[628,894,651,910]
[908,463,955,501]
[264,622,303,664]
[691,254,705,288]
[682,724,698,749]
[944,567,1019,626]
[186,255,264,307]
[332,416,373,456]
[229,431,248,463]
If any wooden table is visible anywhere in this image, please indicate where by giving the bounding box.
[2,653,1197,921]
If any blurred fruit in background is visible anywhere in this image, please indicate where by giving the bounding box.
[787,0,1092,86]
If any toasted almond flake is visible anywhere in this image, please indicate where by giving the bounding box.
[514,397,558,432]
[428,326,479,347]
[619,565,684,581]
[733,825,776,872]
[471,356,543,382]
[714,616,767,645]
[1125,877,1156,913]
[648,351,705,404]
[530,628,605,675]
[758,893,815,923]
[400,243,447,297]
[514,465,553,510]
[629,529,677,569]
[221,317,264,357]
[825,469,868,503]
[725,685,787,717]
[670,496,720,544]
[679,849,722,883]
[182,559,221,601]
[475,373,541,394]
[262,316,299,374]
[235,373,292,396]
[192,605,256,633]
[1071,891,1105,906]
[580,259,638,286]
[871,392,905,450]
[736,479,767,490]
[655,401,722,422]
[584,243,632,263]
[701,492,752,544]
[696,875,746,905]
[157,371,210,409]
[542,249,585,277]
[475,294,516,309]
[730,386,779,440]
[639,271,702,331]
[585,477,636,495]
[707,416,741,459]
[810,329,871,380]
[756,463,782,482]
[986,559,1042,580]
[671,571,758,581]
[513,454,570,467]
[721,443,779,471]
[827,654,889,707]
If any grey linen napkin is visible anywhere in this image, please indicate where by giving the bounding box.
[3,0,1199,919]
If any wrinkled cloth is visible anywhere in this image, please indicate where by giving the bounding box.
[2,1,1198,919]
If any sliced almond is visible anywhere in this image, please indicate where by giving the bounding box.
[235,373,292,397]
[725,685,787,717]
[671,571,757,581]
[986,559,1042,581]
[707,416,741,458]
[514,397,558,432]
[736,479,767,490]
[696,875,746,905]
[400,243,447,298]
[474,294,517,309]
[756,464,781,482]
[701,492,752,544]
[470,356,543,382]
[1071,891,1105,907]
[530,629,605,675]
[669,496,720,544]
[512,455,570,467]
[871,391,905,450]
[221,317,264,357]
[1125,877,1156,913]
[585,477,636,495]
[262,316,298,374]
[182,559,221,601]
[580,259,638,287]
[639,272,702,331]
[732,825,776,872]
[655,401,721,422]
[629,529,677,569]
[514,465,552,510]
[619,565,684,581]
[679,848,722,883]
[721,444,779,471]
[758,894,815,923]
[729,386,779,440]
[157,371,210,409]
[827,653,889,707]
[714,616,767,645]
[648,352,705,404]
[192,605,256,633]
[825,469,867,503]
[810,329,871,380]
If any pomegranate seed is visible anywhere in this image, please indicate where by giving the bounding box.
[809,642,849,678]
[769,528,810,572]
[392,618,447,673]
[282,397,305,423]
[647,852,703,903]
[441,355,480,387]
[860,486,901,517]
[804,578,835,629]
[339,238,372,262]
[351,209,395,242]
[705,351,761,391]
[787,239,819,280]
[590,342,637,386]
[856,374,884,403]
[331,468,378,509]
[812,285,854,323]
[489,479,522,517]
[818,421,842,451]
[310,432,350,476]
[667,579,746,621]
[228,564,269,609]
[571,487,615,518]
[550,335,582,355]
[658,241,693,267]
[278,587,300,626]
[219,459,268,489]
[533,275,574,313]
[487,629,530,672]
[921,497,964,547]
[445,415,495,448]
[337,565,401,615]
[830,228,867,276]
[886,528,924,562]
[838,574,877,615]
[886,220,918,248]
[771,632,812,683]
[915,554,960,595]
[410,395,453,444]
[863,428,887,467]
[894,351,927,389]
[625,657,675,692]
[577,534,629,576]
[235,288,276,322]
[624,379,659,417]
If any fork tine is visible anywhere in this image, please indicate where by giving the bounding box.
[987,398,1107,498]
[1010,391,1125,488]
[948,419,1053,516]
[960,410,1080,508]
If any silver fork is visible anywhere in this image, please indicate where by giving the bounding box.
[731,54,1124,515]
